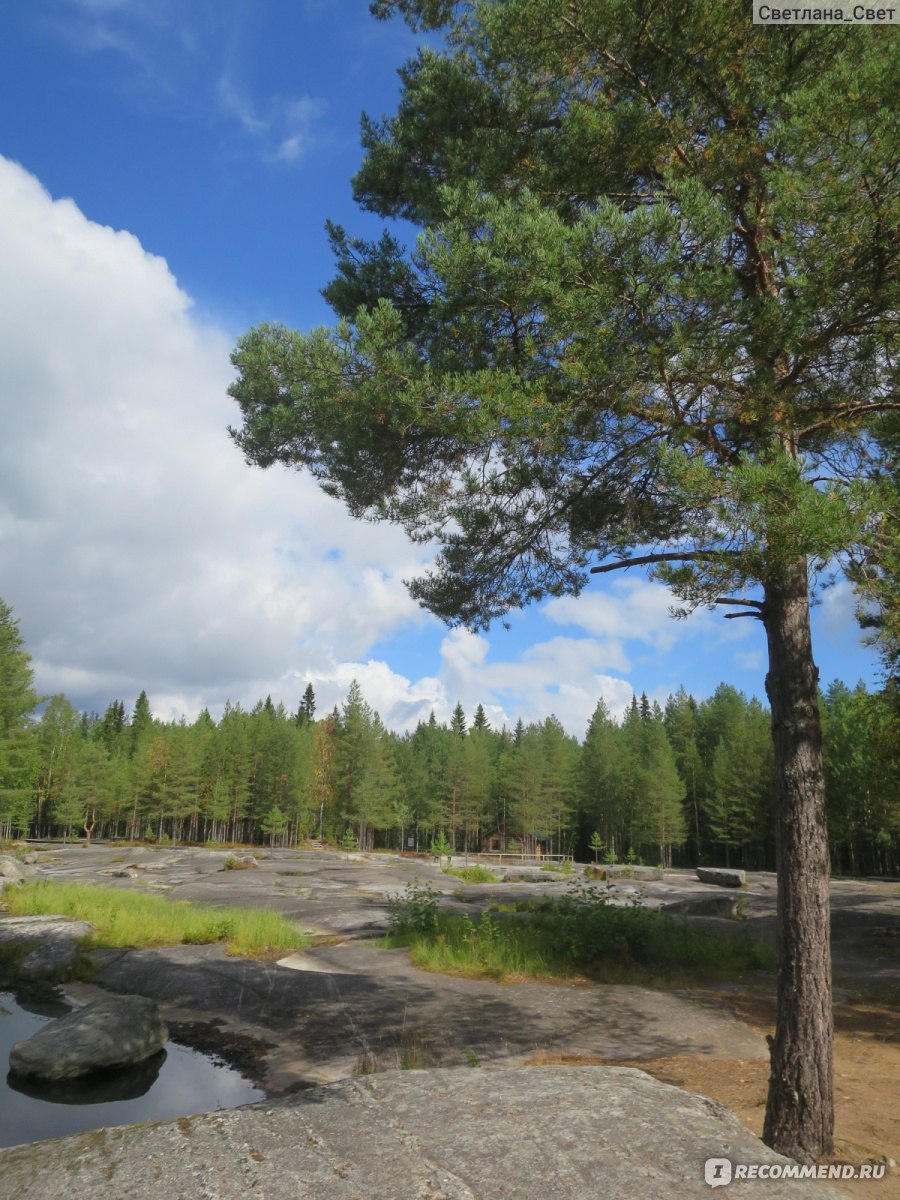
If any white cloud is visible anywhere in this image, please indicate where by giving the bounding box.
[51,0,185,76]
[0,158,873,738]
[819,578,860,639]
[434,628,635,734]
[297,659,446,730]
[266,630,637,737]
[544,577,718,650]
[48,5,326,166]
[216,75,326,165]
[216,75,268,136]
[0,156,429,720]
[0,157,647,738]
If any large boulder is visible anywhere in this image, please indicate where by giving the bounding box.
[697,866,747,888]
[0,1067,851,1199]
[9,994,167,1081]
[0,854,38,884]
[598,864,665,882]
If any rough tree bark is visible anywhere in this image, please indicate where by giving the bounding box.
[762,557,834,1162]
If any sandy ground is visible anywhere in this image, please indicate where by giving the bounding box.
[530,994,899,1199]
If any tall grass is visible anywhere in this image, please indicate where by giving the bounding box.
[3,880,308,959]
[443,865,499,884]
[384,880,773,985]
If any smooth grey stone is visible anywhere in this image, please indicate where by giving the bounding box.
[9,995,167,1081]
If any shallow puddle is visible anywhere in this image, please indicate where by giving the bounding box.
[1,991,264,1148]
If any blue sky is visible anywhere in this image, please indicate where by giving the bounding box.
[0,0,881,735]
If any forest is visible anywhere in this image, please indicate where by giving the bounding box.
[1,599,896,875]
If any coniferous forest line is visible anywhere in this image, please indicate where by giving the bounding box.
[1,600,897,874]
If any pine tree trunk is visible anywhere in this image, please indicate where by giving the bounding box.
[762,558,834,1162]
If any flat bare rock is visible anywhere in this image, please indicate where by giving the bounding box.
[0,915,92,944]
[0,1067,850,1199]
[17,939,81,981]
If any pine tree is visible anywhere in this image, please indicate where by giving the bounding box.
[0,600,39,837]
[581,699,630,858]
[407,715,450,837]
[538,715,578,857]
[35,695,80,838]
[228,6,900,1150]
[633,717,686,868]
[507,725,545,855]
[664,688,704,862]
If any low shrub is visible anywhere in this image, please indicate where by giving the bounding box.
[223,854,256,870]
[387,880,440,935]
[540,860,574,875]
[443,865,498,884]
[382,879,773,984]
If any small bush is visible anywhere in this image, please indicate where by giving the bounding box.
[443,865,497,884]
[430,833,452,861]
[540,860,574,875]
[387,880,440,935]
[223,854,256,871]
[380,878,773,984]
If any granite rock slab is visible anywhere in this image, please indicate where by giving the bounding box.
[0,1066,851,1200]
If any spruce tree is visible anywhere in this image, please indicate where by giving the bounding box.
[297,682,317,726]
[129,691,153,758]
[472,703,490,731]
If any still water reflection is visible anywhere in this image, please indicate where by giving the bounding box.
[1,991,264,1148]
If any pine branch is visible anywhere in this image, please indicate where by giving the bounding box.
[714,597,765,610]
[589,550,738,575]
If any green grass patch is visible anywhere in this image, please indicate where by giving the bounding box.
[443,865,499,884]
[540,860,574,875]
[383,880,773,985]
[3,880,308,959]
[398,911,564,981]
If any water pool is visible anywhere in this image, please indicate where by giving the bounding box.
[1,991,264,1148]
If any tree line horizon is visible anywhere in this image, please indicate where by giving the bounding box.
[2,600,895,875]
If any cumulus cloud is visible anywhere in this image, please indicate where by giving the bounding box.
[0,158,872,737]
[819,578,860,638]
[2,155,641,737]
[279,630,637,737]
[544,577,720,650]
[0,156,428,720]
[435,629,636,734]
